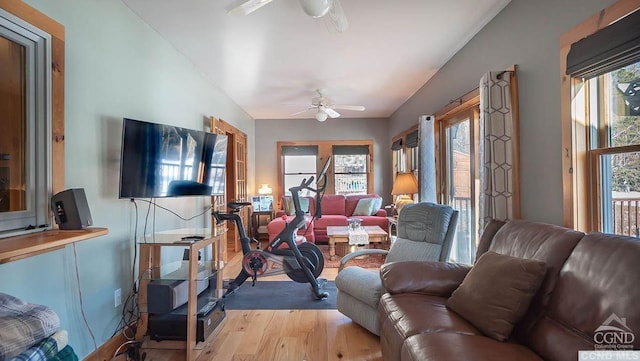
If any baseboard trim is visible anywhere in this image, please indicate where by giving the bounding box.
[84,329,135,361]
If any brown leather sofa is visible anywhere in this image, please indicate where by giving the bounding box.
[378,219,640,361]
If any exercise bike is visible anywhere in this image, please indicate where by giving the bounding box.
[213,157,332,300]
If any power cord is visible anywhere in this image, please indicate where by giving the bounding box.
[133,198,213,221]
[110,198,213,358]
[112,339,145,361]
[72,243,98,351]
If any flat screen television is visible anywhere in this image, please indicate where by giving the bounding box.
[119,118,228,199]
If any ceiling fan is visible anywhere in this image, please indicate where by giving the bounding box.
[287,88,365,121]
[225,0,349,33]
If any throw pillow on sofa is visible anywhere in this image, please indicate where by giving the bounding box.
[352,197,382,216]
[446,251,546,341]
[283,196,310,216]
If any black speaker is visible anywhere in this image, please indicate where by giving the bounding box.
[51,188,93,230]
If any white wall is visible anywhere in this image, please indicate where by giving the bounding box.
[254,117,392,204]
[390,0,616,225]
[0,0,254,358]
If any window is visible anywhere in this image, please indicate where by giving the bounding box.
[391,127,420,186]
[391,138,405,175]
[0,9,51,236]
[405,129,419,181]
[281,146,318,197]
[562,4,640,235]
[333,145,369,195]
[581,62,640,236]
[440,108,480,264]
[277,140,374,202]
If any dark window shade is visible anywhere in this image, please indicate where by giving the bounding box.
[405,130,419,148]
[566,9,640,79]
[281,145,318,156]
[332,145,369,155]
[391,139,403,150]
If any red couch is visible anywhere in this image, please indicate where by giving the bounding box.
[267,194,389,244]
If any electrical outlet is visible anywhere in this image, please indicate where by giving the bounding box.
[114,288,122,308]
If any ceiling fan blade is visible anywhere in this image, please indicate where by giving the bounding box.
[331,104,365,111]
[290,107,315,116]
[283,103,313,107]
[324,107,341,118]
[324,0,349,33]
[225,0,273,16]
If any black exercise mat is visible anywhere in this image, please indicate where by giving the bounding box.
[222,280,337,310]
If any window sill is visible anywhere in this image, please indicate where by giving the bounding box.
[0,227,108,264]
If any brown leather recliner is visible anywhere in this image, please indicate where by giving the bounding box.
[377,219,640,361]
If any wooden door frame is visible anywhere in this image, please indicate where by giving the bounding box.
[210,117,248,258]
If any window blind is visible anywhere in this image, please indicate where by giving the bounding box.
[391,139,403,150]
[405,130,419,148]
[281,145,318,156]
[566,9,640,79]
[332,145,369,155]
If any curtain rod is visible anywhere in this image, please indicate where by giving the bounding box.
[496,70,514,79]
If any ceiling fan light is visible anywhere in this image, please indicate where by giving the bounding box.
[316,111,328,122]
[299,0,331,18]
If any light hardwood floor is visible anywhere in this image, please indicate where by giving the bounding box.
[141,249,383,361]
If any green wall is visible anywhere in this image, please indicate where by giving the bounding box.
[0,0,254,358]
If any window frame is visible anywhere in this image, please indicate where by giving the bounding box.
[391,125,419,196]
[282,149,318,197]
[560,0,640,231]
[276,140,374,205]
[0,7,54,236]
[436,98,480,264]
[332,146,370,196]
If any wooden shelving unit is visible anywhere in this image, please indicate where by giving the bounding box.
[0,228,109,264]
[136,228,224,361]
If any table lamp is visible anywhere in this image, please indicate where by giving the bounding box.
[258,184,272,195]
[391,172,418,214]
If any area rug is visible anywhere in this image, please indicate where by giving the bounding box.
[223,281,337,310]
[317,244,386,269]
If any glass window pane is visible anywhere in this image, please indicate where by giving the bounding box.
[0,36,27,213]
[609,62,640,147]
[335,174,367,195]
[446,119,474,264]
[284,175,314,196]
[334,154,367,195]
[284,155,316,174]
[334,154,367,173]
[600,151,640,237]
[410,147,419,171]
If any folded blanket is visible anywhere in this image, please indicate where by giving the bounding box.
[0,293,60,360]
[49,330,69,351]
[7,337,57,361]
[7,331,74,361]
[48,346,78,361]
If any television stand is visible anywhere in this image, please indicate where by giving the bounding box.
[174,235,205,244]
[137,228,225,361]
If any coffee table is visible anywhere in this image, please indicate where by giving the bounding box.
[326,225,389,261]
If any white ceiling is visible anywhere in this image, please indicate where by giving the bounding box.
[122,0,511,120]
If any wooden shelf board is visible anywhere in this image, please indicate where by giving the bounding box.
[0,227,108,264]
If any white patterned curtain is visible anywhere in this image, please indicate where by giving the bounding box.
[478,71,520,231]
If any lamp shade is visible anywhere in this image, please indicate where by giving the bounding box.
[391,172,418,196]
[299,0,331,18]
[258,184,272,195]
[315,111,328,122]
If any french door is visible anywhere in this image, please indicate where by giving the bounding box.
[440,108,480,264]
